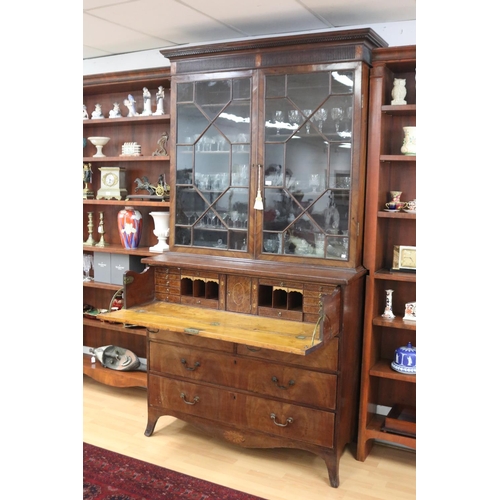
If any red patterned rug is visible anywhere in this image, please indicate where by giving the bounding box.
[83,443,266,499]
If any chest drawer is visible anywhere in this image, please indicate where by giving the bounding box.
[234,356,337,409]
[149,343,337,408]
[149,343,236,385]
[149,375,335,448]
[148,330,234,353]
[180,296,219,309]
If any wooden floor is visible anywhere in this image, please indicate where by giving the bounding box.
[83,376,416,500]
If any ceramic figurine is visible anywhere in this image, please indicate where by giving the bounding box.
[153,131,169,156]
[83,104,88,119]
[141,87,152,116]
[109,102,122,118]
[403,301,417,321]
[391,78,407,105]
[153,86,165,115]
[91,103,104,119]
[123,94,138,117]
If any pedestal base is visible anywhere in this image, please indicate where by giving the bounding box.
[149,243,169,253]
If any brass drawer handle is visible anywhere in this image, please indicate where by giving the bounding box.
[270,413,293,427]
[271,376,295,390]
[180,392,200,405]
[181,358,200,371]
[245,346,261,352]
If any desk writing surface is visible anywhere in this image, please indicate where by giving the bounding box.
[97,301,324,355]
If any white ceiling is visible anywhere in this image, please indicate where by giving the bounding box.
[83,0,416,60]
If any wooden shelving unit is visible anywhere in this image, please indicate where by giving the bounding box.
[83,68,171,388]
[357,45,417,461]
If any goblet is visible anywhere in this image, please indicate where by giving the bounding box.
[288,110,301,128]
[88,136,110,157]
[313,108,327,133]
[275,110,284,134]
[303,109,312,133]
[83,254,93,282]
[330,107,343,131]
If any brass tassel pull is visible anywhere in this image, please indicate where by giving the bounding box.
[254,164,263,210]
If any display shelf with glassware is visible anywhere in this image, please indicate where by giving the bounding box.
[83,68,171,388]
[357,45,417,461]
[97,29,388,488]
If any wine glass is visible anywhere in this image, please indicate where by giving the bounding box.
[313,108,327,133]
[331,107,343,132]
[275,110,284,135]
[288,110,300,129]
[83,254,93,282]
[303,109,312,134]
[184,210,197,225]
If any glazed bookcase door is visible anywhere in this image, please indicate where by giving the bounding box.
[258,64,365,266]
[173,74,254,254]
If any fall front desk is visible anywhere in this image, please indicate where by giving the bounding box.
[98,252,366,487]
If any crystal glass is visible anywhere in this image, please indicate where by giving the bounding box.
[303,109,312,133]
[83,254,93,282]
[313,108,327,133]
[275,110,284,134]
[288,110,301,128]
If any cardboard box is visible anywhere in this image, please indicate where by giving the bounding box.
[93,253,111,283]
[110,254,145,285]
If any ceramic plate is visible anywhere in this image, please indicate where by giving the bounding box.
[384,209,400,212]
[404,209,416,214]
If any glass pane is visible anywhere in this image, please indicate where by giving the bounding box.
[176,187,209,226]
[214,101,250,140]
[195,80,231,120]
[287,72,330,110]
[265,97,295,142]
[325,236,349,261]
[266,75,286,98]
[329,146,351,189]
[264,144,284,187]
[233,78,251,100]
[177,102,210,143]
[330,71,354,94]
[263,68,354,260]
[177,82,193,102]
[176,145,193,183]
[323,95,353,136]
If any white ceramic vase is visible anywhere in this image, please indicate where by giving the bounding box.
[401,126,416,155]
[149,211,170,252]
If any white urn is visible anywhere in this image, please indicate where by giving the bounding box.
[149,211,170,252]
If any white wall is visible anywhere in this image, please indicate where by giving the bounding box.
[83,20,416,76]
